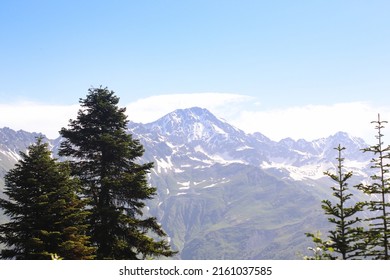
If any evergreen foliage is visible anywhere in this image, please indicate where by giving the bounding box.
[304,231,336,260]
[320,145,365,259]
[305,145,365,259]
[306,114,390,260]
[0,138,95,259]
[59,87,175,259]
[357,114,390,259]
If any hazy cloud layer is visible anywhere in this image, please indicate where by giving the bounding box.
[125,93,254,124]
[0,94,389,143]
[231,102,389,143]
[0,102,80,139]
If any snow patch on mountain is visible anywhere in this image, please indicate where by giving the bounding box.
[262,161,332,181]
[236,145,254,151]
[203,178,231,189]
[193,180,207,186]
[211,124,228,136]
[0,149,22,162]
[178,181,191,189]
[176,192,187,196]
[154,156,174,173]
[194,145,247,165]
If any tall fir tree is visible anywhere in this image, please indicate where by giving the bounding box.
[0,138,95,259]
[59,87,175,259]
[358,114,390,259]
[320,145,365,259]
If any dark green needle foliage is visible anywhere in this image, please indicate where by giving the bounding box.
[59,87,175,259]
[0,138,95,259]
[320,145,365,259]
[357,114,390,259]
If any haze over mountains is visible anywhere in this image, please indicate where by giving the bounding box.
[0,107,373,259]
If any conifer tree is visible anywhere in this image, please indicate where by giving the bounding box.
[0,138,95,259]
[320,145,365,259]
[59,87,175,259]
[358,114,390,259]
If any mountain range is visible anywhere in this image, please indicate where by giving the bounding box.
[0,107,373,259]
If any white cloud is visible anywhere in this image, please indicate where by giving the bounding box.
[0,102,79,139]
[230,102,390,144]
[125,93,254,124]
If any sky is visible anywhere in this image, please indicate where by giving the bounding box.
[1,0,390,143]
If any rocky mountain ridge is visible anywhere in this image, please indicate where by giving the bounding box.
[129,107,371,183]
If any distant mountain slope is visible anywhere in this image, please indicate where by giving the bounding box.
[127,107,371,259]
[0,128,45,189]
[0,108,372,259]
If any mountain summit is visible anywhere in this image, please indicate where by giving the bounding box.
[126,107,371,180]
[145,107,245,143]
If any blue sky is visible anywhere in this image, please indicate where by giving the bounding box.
[1,0,390,141]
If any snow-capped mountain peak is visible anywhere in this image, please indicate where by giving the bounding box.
[145,107,244,143]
